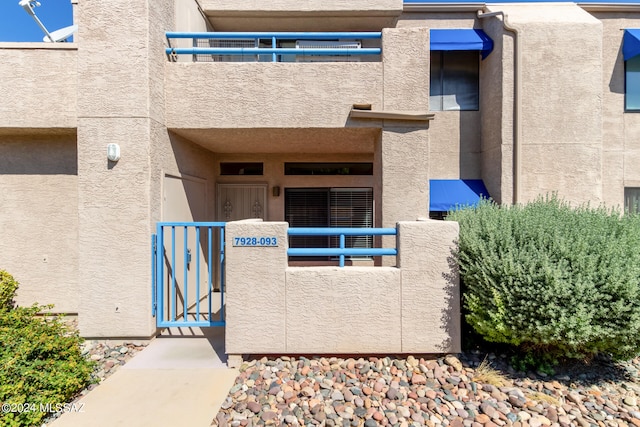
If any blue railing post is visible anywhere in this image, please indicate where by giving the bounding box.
[220,226,225,321]
[171,226,176,322]
[272,36,277,63]
[195,225,201,321]
[157,225,164,322]
[183,226,188,322]
[151,233,157,317]
[208,226,213,323]
[339,234,345,268]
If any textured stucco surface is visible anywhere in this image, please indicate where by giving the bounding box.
[0,46,77,129]
[77,118,155,337]
[201,0,402,14]
[484,4,603,205]
[76,0,174,337]
[286,267,402,353]
[397,220,460,353]
[225,221,288,354]
[377,128,429,228]
[0,136,78,313]
[171,128,379,154]
[225,220,460,355]
[593,13,640,209]
[203,0,401,32]
[165,63,383,129]
[382,27,429,112]
[429,111,481,179]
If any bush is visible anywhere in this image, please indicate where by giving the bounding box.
[0,272,94,427]
[0,270,18,311]
[447,196,640,362]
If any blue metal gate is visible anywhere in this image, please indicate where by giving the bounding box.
[152,222,225,327]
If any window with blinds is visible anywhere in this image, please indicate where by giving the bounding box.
[625,187,640,214]
[285,188,374,258]
[430,50,479,111]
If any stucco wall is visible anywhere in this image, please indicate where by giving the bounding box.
[76,0,174,338]
[0,45,77,129]
[396,15,483,182]
[0,135,78,313]
[483,4,603,206]
[591,13,640,209]
[225,219,460,355]
[480,14,513,205]
[165,63,384,129]
[200,0,402,14]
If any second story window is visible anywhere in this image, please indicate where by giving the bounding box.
[430,51,479,111]
[626,55,640,111]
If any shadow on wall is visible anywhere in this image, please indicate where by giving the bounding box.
[438,242,461,353]
[609,41,625,94]
[0,137,77,175]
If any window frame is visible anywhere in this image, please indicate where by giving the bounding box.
[430,50,480,112]
[625,55,640,112]
[625,187,640,214]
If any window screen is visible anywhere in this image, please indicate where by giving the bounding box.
[430,51,479,111]
[625,187,640,214]
[626,56,640,111]
[285,188,373,258]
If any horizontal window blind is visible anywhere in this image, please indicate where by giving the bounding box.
[330,188,373,250]
[285,188,374,257]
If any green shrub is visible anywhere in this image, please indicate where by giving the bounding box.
[0,270,18,311]
[0,272,94,427]
[447,195,640,362]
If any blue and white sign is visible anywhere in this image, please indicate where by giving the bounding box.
[233,237,278,247]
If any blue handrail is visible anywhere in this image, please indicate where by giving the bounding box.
[165,47,381,56]
[165,31,382,62]
[166,31,382,39]
[287,227,397,267]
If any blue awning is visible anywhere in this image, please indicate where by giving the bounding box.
[430,29,494,59]
[624,29,640,61]
[429,179,490,211]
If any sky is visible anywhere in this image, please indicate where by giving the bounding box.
[0,0,73,42]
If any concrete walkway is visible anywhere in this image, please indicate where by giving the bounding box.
[49,328,238,427]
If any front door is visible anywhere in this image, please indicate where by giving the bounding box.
[217,184,268,221]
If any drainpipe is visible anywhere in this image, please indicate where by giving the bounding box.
[477,9,522,204]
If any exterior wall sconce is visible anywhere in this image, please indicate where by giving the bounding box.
[272,186,280,197]
[107,143,121,162]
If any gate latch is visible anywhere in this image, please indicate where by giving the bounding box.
[187,248,192,266]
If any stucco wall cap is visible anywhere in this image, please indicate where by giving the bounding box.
[350,108,434,121]
[229,218,263,223]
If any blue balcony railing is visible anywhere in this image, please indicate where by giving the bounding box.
[165,32,382,63]
[287,227,397,267]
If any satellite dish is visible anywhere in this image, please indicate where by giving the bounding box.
[43,24,78,43]
[18,0,76,43]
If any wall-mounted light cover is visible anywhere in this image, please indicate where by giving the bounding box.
[107,143,121,162]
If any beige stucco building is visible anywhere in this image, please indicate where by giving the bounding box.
[1,0,640,344]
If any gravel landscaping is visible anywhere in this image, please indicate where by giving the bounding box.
[211,352,640,427]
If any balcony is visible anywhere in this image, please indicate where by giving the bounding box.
[164,32,385,131]
[199,0,403,32]
[0,43,77,130]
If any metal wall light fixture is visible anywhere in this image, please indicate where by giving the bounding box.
[272,186,280,197]
[107,143,121,162]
